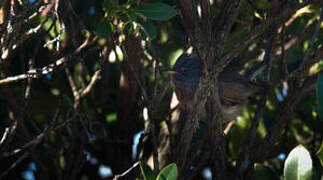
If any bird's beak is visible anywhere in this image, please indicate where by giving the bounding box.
[167,70,178,82]
[167,70,178,75]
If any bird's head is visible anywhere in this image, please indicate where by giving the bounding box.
[168,54,202,108]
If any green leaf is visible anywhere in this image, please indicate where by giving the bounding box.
[119,11,137,22]
[124,22,134,34]
[156,163,178,180]
[254,163,280,180]
[139,29,148,41]
[128,11,138,21]
[59,156,66,169]
[95,21,113,38]
[131,3,177,21]
[140,161,155,180]
[137,18,157,40]
[105,113,117,123]
[119,14,129,22]
[284,145,313,180]
[103,0,117,11]
[316,142,323,166]
[317,60,323,71]
[125,0,138,5]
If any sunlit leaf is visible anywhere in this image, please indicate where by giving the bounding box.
[140,161,155,180]
[318,61,323,71]
[59,156,66,169]
[156,163,178,180]
[316,142,323,166]
[254,163,280,180]
[284,145,313,180]
[106,113,117,123]
[131,3,177,21]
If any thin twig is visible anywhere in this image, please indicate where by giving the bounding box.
[1,104,60,158]
[235,23,277,179]
[280,23,289,80]
[253,72,320,162]
[0,152,29,178]
[121,45,149,102]
[299,5,323,68]
[121,42,160,174]
[0,40,95,84]
[247,0,265,18]
[219,1,315,68]
[290,5,323,81]
[64,63,80,108]
[142,43,159,99]
[79,46,108,98]
[113,161,139,180]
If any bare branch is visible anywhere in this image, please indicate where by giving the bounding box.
[121,45,149,102]
[213,0,242,58]
[0,38,95,85]
[1,103,60,158]
[219,1,316,68]
[113,161,139,180]
[0,152,29,178]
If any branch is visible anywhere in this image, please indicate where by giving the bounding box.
[0,103,60,158]
[235,23,278,179]
[177,0,199,36]
[121,45,149,102]
[213,0,242,58]
[0,38,95,85]
[290,6,323,81]
[113,161,139,180]
[253,72,320,162]
[219,0,317,68]
[0,1,50,61]
[0,152,29,178]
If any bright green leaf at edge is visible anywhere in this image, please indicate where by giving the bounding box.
[316,142,323,167]
[157,163,178,180]
[131,3,177,21]
[284,145,313,180]
[140,161,155,180]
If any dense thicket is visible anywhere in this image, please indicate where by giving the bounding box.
[0,0,322,180]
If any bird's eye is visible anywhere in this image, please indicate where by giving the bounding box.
[180,67,188,73]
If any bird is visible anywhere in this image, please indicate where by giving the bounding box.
[168,53,256,121]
